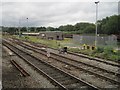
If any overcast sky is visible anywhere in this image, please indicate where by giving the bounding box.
[1,0,119,27]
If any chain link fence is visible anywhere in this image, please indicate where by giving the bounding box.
[73,35,118,47]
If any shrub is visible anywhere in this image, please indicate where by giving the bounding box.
[109,55,119,61]
[92,46,104,54]
[104,46,114,55]
[96,46,104,53]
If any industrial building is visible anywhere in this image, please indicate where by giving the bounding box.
[22,31,64,40]
[39,31,63,40]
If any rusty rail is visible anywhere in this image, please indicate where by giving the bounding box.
[10,59,30,77]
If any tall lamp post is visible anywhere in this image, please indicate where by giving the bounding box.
[95,1,99,47]
[26,18,29,37]
[18,18,21,38]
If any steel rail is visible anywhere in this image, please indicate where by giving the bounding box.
[16,38,120,67]
[10,37,120,67]
[10,59,30,77]
[3,40,99,90]
[12,39,119,75]
[16,42,120,85]
[7,38,120,85]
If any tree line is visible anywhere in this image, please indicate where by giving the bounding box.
[2,15,120,35]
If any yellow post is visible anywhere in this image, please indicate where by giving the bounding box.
[83,44,86,50]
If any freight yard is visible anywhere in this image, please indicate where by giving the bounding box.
[1,1,120,90]
[2,36,120,89]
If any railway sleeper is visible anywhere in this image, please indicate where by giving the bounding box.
[35,64,46,67]
[38,64,49,67]
[45,71,58,75]
[42,67,56,71]
[72,84,90,89]
[50,73,65,78]
[104,84,119,88]
[54,76,72,81]
[39,67,52,70]
[60,79,78,85]
[65,83,86,88]
[67,85,89,89]
[43,69,58,73]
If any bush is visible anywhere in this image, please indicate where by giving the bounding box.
[109,55,120,61]
[104,46,114,55]
[117,50,120,55]
[25,36,29,39]
[96,46,104,53]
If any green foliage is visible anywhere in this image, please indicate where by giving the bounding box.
[93,46,120,61]
[83,25,95,33]
[69,48,80,53]
[29,27,35,32]
[46,27,55,31]
[25,36,29,39]
[104,46,114,54]
[59,24,74,31]
[20,27,27,32]
[5,27,18,35]
[79,46,120,61]
[95,46,104,53]
[36,27,46,32]
[58,23,95,34]
[98,15,120,35]
[109,55,119,61]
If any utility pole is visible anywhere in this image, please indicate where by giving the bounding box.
[26,18,29,37]
[18,19,21,38]
[95,1,99,47]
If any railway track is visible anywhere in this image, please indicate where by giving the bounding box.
[6,38,120,88]
[3,39,98,90]
[10,37,120,68]
[10,59,30,77]
[68,52,120,67]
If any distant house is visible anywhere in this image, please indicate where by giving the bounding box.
[39,31,64,40]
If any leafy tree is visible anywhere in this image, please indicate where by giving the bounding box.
[59,25,65,31]
[7,27,17,35]
[98,15,119,35]
[20,27,27,32]
[73,23,95,34]
[83,25,95,34]
[36,27,46,32]
[46,27,55,31]
[29,27,35,32]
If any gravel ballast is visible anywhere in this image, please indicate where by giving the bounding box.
[2,46,56,88]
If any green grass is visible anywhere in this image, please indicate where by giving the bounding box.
[69,46,120,61]
[16,36,75,49]
[12,35,120,61]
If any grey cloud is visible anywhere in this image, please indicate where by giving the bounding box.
[2,2,118,27]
